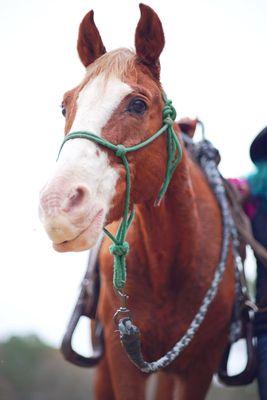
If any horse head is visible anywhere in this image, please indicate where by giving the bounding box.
[39,4,178,252]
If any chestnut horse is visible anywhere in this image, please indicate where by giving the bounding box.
[39,4,235,399]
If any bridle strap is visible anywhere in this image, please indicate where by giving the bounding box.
[58,94,182,292]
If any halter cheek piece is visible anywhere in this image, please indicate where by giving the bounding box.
[58,93,183,293]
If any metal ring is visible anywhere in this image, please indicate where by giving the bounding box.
[113,307,131,326]
[115,289,129,308]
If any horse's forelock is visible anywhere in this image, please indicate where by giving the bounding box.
[84,48,137,84]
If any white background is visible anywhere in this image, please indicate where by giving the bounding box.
[0,0,266,352]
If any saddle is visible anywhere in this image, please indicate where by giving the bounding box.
[60,123,266,385]
[217,179,267,386]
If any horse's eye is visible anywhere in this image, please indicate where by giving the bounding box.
[61,104,66,117]
[127,99,147,115]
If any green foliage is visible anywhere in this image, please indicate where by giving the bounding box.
[0,334,258,400]
[0,335,93,400]
[207,380,257,400]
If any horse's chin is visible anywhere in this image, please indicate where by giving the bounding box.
[52,210,105,253]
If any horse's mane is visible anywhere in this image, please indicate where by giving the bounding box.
[85,48,136,82]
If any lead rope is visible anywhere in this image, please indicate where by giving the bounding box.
[58,94,182,293]
[117,140,233,373]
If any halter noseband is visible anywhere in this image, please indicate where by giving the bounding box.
[58,93,182,294]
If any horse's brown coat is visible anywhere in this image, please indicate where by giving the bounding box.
[60,4,235,399]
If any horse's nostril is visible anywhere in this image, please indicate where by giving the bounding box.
[70,187,84,206]
[63,186,89,212]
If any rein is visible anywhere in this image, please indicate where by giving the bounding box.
[118,140,234,372]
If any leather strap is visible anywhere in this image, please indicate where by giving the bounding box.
[60,235,105,367]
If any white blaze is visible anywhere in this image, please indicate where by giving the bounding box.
[57,73,133,199]
[40,74,133,250]
[71,74,132,134]
[58,75,132,195]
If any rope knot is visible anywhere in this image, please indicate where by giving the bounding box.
[110,242,129,257]
[163,100,177,123]
[163,116,174,126]
[115,144,127,158]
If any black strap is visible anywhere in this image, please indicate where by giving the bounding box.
[217,305,257,385]
[60,235,105,367]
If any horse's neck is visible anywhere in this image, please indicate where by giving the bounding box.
[133,154,202,296]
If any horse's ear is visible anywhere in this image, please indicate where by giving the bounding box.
[135,4,165,79]
[77,10,106,67]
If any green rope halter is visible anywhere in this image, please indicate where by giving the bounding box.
[58,94,182,291]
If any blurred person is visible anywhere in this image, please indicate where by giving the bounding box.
[229,126,267,400]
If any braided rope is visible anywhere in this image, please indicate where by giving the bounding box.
[118,140,234,372]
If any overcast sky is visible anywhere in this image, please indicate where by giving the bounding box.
[1,0,266,357]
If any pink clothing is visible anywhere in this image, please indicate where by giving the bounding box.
[228,178,259,219]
